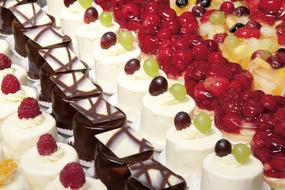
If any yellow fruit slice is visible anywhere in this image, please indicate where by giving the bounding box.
[0,160,18,185]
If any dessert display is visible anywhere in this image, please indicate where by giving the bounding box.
[76,11,120,66]
[139,76,196,147]
[1,97,57,160]
[50,71,102,133]
[45,162,107,190]
[24,25,71,79]
[20,134,78,189]
[126,158,187,190]
[166,111,222,176]
[94,126,154,189]
[201,139,264,190]
[93,30,141,93]
[71,96,126,161]
[11,2,54,57]
[0,159,30,189]
[38,47,87,103]
[0,39,11,57]
[117,58,166,115]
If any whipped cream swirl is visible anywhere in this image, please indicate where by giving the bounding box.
[176,126,207,140]
[39,146,64,162]
[101,43,129,56]
[216,154,242,168]
[155,91,180,106]
[18,114,44,129]
[0,88,25,102]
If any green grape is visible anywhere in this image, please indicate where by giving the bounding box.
[99,12,113,27]
[118,31,134,51]
[210,11,225,25]
[194,112,212,134]
[143,58,159,77]
[170,83,187,101]
[232,143,250,164]
[224,34,242,48]
[78,0,92,9]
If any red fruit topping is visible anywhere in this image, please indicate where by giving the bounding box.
[139,35,160,55]
[235,27,261,39]
[213,32,228,43]
[222,98,242,114]
[124,59,140,75]
[143,13,161,34]
[192,44,209,61]
[260,94,278,112]
[37,134,58,156]
[246,20,262,29]
[179,12,198,34]
[204,76,230,96]
[0,53,12,70]
[242,99,264,118]
[84,7,98,24]
[64,0,75,7]
[100,32,117,49]
[18,97,42,119]
[273,122,285,138]
[1,74,20,94]
[95,0,112,11]
[200,9,215,23]
[220,1,235,14]
[276,23,285,45]
[258,0,282,12]
[60,162,86,189]
[221,114,242,133]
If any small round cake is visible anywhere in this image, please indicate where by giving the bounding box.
[0,39,11,57]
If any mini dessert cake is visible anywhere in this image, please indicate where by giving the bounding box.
[1,97,57,160]
[24,25,72,79]
[45,162,107,190]
[39,47,87,103]
[201,140,263,190]
[20,134,78,190]
[50,71,102,132]
[46,0,66,26]
[139,76,196,147]
[126,158,187,190]
[0,159,30,190]
[76,11,120,67]
[117,58,166,115]
[60,1,103,43]
[71,96,126,161]
[0,53,27,84]
[94,126,154,189]
[11,2,54,57]
[0,39,11,57]
[166,111,222,176]
[94,31,141,93]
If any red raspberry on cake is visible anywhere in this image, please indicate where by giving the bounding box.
[0,53,12,70]
[18,97,42,119]
[60,162,86,189]
[1,74,21,94]
[37,134,58,156]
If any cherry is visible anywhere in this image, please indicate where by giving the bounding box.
[233,6,250,17]
[124,59,140,75]
[100,32,117,49]
[260,94,278,112]
[242,99,264,118]
[220,1,235,14]
[222,98,242,114]
[267,55,284,69]
[230,23,245,33]
[215,139,232,157]
[204,76,230,96]
[149,76,168,96]
[84,7,99,24]
[192,6,206,17]
[174,111,191,130]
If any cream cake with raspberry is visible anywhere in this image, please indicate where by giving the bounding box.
[1,98,57,160]
[45,162,107,190]
[20,134,78,190]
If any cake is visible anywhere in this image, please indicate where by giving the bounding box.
[0,39,11,57]
[166,111,222,176]
[76,11,120,67]
[20,134,78,190]
[0,159,30,190]
[93,31,141,93]
[10,2,54,57]
[126,158,187,190]
[70,96,126,161]
[50,71,102,132]
[1,97,57,160]
[24,25,71,79]
[38,47,87,103]
[60,1,103,44]
[94,126,153,189]
[45,162,107,190]
[201,140,263,190]
[46,0,66,26]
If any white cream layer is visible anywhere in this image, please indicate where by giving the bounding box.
[0,172,30,190]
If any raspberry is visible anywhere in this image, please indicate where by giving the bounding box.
[0,53,12,70]
[235,27,261,39]
[18,97,42,119]
[37,134,58,156]
[60,162,86,189]
[1,74,20,94]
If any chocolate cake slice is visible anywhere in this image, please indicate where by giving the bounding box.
[50,71,102,132]
[10,2,54,56]
[39,47,87,102]
[94,126,154,190]
[70,97,127,162]
[24,25,71,79]
[126,159,187,190]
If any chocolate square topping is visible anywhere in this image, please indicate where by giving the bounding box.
[0,0,25,8]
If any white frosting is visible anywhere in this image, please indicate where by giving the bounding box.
[46,0,65,26]
[0,172,30,190]
[0,64,27,85]
[20,143,78,190]
[60,2,103,43]
[0,39,11,57]
[11,3,52,28]
[201,153,263,190]
[76,20,120,66]
[18,114,44,129]
[166,126,222,176]
[1,113,57,160]
[139,92,196,146]
[94,43,141,92]
[117,68,166,114]
[45,176,107,190]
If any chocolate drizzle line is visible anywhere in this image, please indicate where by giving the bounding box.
[130,159,184,189]
[105,127,153,156]
[70,97,125,124]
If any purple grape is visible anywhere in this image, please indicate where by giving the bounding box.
[124,59,140,75]
[174,111,191,130]
[100,32,117,49]
[149,76,168,96]
[215,139,232,157]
